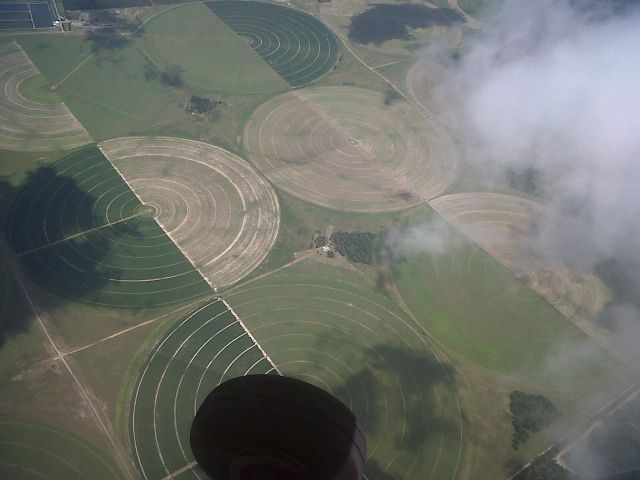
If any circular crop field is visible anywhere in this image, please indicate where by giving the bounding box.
[129,299,275,480]
[429,193,611,319]
[392,211,619,380]
[6,145,212,307]
[208,1,340,87]
[138,1,339,94]
[224,261,464,480]
[0,421,118,480]
[243,87,459,212]
[0,42,91,152]
[100,137,280,290]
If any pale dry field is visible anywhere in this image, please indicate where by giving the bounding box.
[0,42,90,152]
[100,137,280,290]
[244,86,459,212]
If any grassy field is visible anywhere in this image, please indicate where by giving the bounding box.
[137,2,289,94]
[0,257,49,379]
[17,33,189,141]
[208,0,340,87]
[127,299,274,480]
[249,191,407,277]
[225,258,464,480]
[0,420,120,480]
[6,145,212,307]
[68,301,199,430]
[392,209,619,381]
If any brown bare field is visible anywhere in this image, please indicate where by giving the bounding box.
[0,42,91,152]
[429,192,616,354]
[100,137,280,290]
[243,86,459,212]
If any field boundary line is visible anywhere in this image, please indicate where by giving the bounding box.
[51,37,109,89]
[226,251,314,293]
[64,296,213,356]
[371,58,414,69]
[429,210,624,362]
[26,2,35,29]
[0,237,137,480]
[221,298,281,374]
[100,144,212,289]
[15,212,145,257]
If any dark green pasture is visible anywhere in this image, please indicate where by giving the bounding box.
[128,299,273,480]
[207,1,340,87]
[6,146,211,307]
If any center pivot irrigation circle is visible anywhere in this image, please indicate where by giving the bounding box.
[129,299,276,480]
[135,204,160,219]
[208,0,341,87]
[100,137,280,290]
[243,87,459,212]
[223,273,465,479]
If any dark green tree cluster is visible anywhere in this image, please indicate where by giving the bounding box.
[187,96,223,119]
[330,231,376,264]
[510,391,559,450]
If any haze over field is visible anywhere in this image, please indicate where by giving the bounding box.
[418,0,640,475]
[407,0,640,351]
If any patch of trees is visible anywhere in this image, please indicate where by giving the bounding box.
[331,231,376,264]
[510,391,559,450]
[312,231,328,248]
[187,96,223,120]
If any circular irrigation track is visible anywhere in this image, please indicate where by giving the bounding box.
[6,145,212,308]
[129,299,276,480]
[224,268,464,480]
[100,137,280,290]
[243,87,459,212]
[0,42,91,152]
[429,193,610,318]
[208,0,340,87]
[0,421,119,480]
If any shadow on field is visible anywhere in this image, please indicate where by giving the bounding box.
[320,335,457,457]
[143,64,185,88]
[348,3,464,45]
[0,164,140,348]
